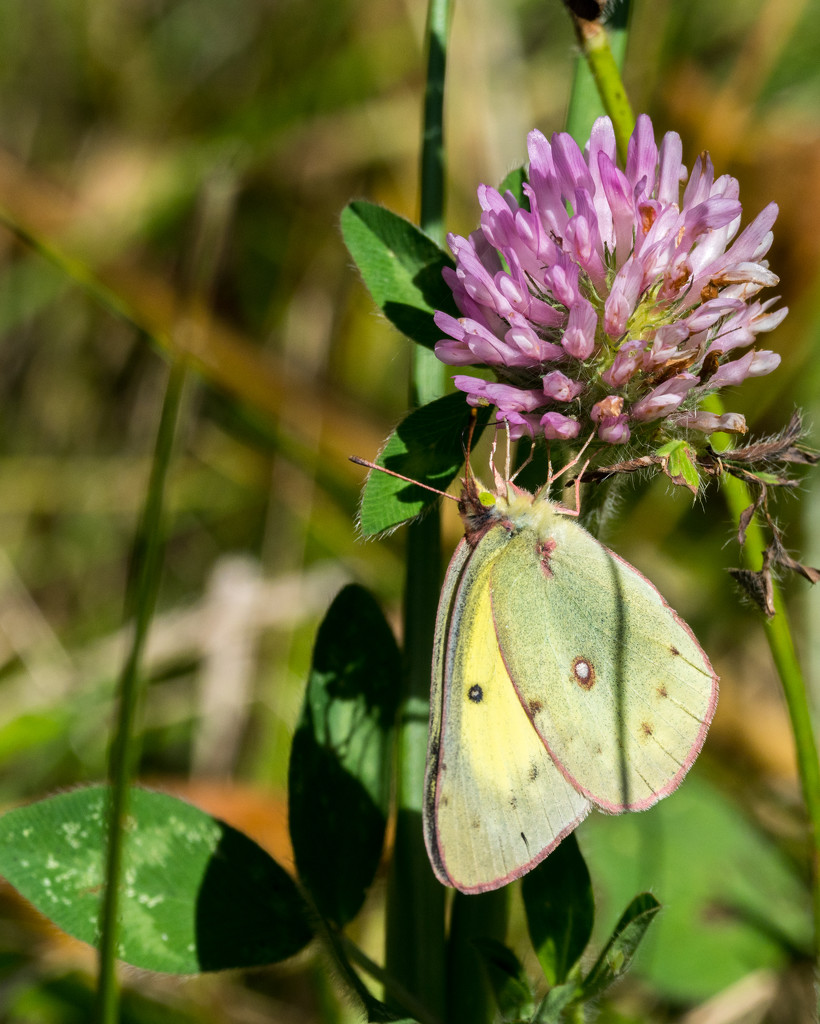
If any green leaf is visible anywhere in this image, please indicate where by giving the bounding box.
[532,981,581,1023]
[0,786,313,973]
[655,439,700,493]
[581,893,660,999]
[498,166,528,208]
[341,200,457,350]
[580,773,812,1002]
[522,832,594,986]
[0,709,70,763]
[472,938,535,1021]
[288,584,401,926]
[357,392,491,536]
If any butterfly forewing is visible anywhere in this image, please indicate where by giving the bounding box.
[425,528,590,893]
[490,509,718,813]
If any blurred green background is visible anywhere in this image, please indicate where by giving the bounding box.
[0,0,818,1020]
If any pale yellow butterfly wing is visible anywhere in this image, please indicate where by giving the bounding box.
[490,507,718,812]
[424,530,591,893]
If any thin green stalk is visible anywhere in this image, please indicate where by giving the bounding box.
[386,510,446,1020]
[414,0,451,408]
[391,0,512,1004]
[565,7,634,162]
[95,356,187,1024]
[565,0,631,148]
[712,420,820,959]
[339,932,441,1024]
[446,889,509,1024]
[385,0,450,1016]
[418,0,447,248]
[0,205,169,351]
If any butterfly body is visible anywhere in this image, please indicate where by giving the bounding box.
[423,478,719,894]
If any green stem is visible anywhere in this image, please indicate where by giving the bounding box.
[386,510,446,1019]
[565,0,631,148]
[413,0,451,409]
[95,357,187,1024]
[447,888,509,1024]
[385,0,450,1016]
[712,422,820,961]
[0,205,168,350]
[566,7,634,161]
[339,932,441,1024]
[418,0,448,247]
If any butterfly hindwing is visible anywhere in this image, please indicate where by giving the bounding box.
[489,508,718,813]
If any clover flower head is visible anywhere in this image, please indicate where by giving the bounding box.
[435,114,786,445]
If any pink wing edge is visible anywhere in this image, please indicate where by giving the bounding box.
[436,803,593,895]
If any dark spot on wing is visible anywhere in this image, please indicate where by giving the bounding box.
[657,684,668,699]
[670,645,680,656]
[468,684,483,703]
[528,763,539,782]
[641,721,653,737]
[528,698,543,714]
[471,817,481,830]
[536,538,556,578]
[509,795,518,809]
[521,832,530,852]
[572,656,596,690]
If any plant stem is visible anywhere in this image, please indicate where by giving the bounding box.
[414,0,450,408]
[712,420,820,960]
[447,888,508,1024]
[418,0,448,249]
[565,4,634,161]
[565,0,631,148]
[95,356,187,1024]
[385,0,450,1016]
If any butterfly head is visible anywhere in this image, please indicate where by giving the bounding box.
[458,472,550,544]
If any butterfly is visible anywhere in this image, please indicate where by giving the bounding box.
[354,436,719,894]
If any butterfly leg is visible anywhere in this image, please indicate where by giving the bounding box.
[548,431,596,517]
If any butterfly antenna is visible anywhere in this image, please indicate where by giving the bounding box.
[460,407,481,485]
[349,456,459,502]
